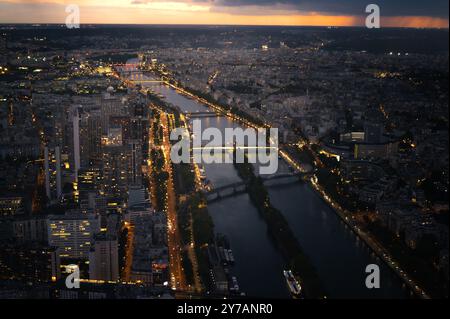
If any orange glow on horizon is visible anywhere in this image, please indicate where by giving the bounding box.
[382,16,449,28]
[0,1,448,28]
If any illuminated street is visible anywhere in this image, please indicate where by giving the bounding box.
[160,112,188,292]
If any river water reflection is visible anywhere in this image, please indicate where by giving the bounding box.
[129,61,410,298]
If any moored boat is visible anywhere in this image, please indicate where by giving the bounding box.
[283,270,302,298]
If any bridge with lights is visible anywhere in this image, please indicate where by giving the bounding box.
[113,63,166,83]
[185,111,222,118]
[204,172,310,203]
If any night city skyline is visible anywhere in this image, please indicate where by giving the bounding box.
[0,0,448,311]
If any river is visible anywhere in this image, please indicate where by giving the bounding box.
[125,60,411,299]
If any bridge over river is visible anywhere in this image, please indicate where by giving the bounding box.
[204,172,312,203]
[185,111,222,118]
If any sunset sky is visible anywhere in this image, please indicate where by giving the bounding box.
[0,0,448,28]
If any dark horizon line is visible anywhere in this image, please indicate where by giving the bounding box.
[0,22,449,30]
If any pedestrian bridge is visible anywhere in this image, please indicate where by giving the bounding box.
[204,172,310,203]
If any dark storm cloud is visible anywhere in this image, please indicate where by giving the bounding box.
[209,0,449,18]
